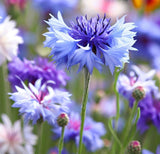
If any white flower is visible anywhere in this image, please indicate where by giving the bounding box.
[23,125,37,154]
[0,16,23,65]
[0,114,37,154]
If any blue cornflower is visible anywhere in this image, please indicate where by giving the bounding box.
[53,112,106,152]
[44,12,136,74]
[9,78,71,125]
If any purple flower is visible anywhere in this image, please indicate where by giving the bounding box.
[136,89,160,134]
[117,65,158,107]
[9,78,71,125]
[8,57,69,91]
[53,112,106,152]
[44,12,136,74]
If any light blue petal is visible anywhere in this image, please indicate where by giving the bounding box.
[101,45,130,74]
[69,46,103,74]
[45,11,70,32]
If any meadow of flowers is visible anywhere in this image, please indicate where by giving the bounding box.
[0,0,160,154]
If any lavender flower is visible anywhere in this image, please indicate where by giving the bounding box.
[9,78,71,125]
[53,112,106,152]
[117,65,158,107]
[0,114,37,154]
[8,57,69,91]
[139,94,160,133]
[44,12,136,74]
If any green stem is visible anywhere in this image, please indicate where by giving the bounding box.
[58,127,65,154]
[37,123,44,154]
[1,62,11,116]
[113,67,121,129]
[108,119,122,148]
[121,100,139,153]
[78,68,90,154]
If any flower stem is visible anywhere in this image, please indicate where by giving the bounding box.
[1,62,11,116]
[108,119,122,148]
[113,67,121,129]
[58,127,65,154]
[121,100,139,153]
[37,123,44,154]
[78,68,90,154]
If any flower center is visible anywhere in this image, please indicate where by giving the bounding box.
[70,14,111,54]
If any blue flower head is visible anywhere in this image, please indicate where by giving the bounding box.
[44,12,137,74]
[9,78,71,125]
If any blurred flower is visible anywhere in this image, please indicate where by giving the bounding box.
[142,145,160,154]
[0,114,37,154]
[5,0,27,10]
[0,16,23,65]
[9,78,71,125]
[131,10,160,69]
[8,57,69,91]
[0,2,6,21]
[48,147,68,154]
[53,112,106,152]
[91,96,116,118]
[132,0,160,13]
[136,89,160,133]
[81,0,128,20]
[23,125,37,154]
[117,65,158,107]
[44,11,136,74]
[100,0,128,20]
[32,0,78,16]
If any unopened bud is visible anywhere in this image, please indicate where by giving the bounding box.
[132,86,145,101]
[57,113,69,127]
[127,140,141,154]
[95,90,105,104]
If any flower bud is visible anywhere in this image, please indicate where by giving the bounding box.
[132,86,145,101]
[57,113,69,127]
[127,140,141,154]
[94,90,105,104]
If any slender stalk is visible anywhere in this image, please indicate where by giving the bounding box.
[58,127,65,154]
[124,100,139,143]
[120,100,139,154]
[78,68,90,154]
[1,62,11,116]
[113,67,121,129]
[108,119,122,148]
[37,123,44,154]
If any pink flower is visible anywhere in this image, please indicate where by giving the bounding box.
[6,0,26,10]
